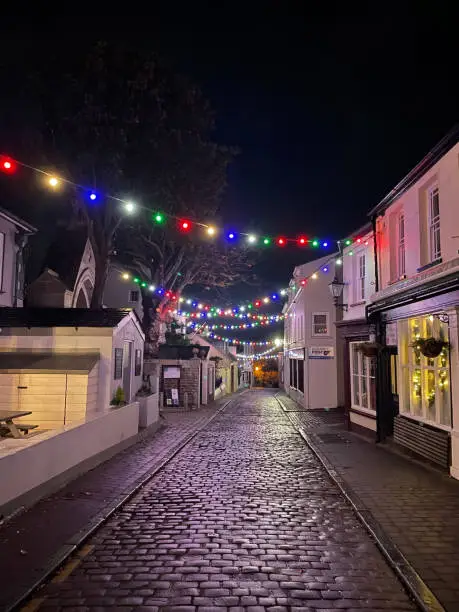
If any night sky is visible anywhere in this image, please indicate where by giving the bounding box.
[1,4,458,295]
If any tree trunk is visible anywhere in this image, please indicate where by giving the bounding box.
[142,292,168,357]
[90,253,109,308]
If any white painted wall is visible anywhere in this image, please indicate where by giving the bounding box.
[375,142,459,294]
[0,216,18,307]
[104,265,144,321]
[0,402,139,511]
[342,229,375,322]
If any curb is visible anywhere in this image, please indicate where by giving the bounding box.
[275,393,445,612]
[9,395,239,612]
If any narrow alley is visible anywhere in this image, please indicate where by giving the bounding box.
[26,391,415,611]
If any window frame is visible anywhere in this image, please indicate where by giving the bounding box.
[399,316,451,429]
[428,185,441,262]
[398,212,406,277]
[0,232,5,292]
[312,312,330,337]
[358,253,366,301]
[349,342,376,414]
[114,348,123,380]
[129,289,140,303]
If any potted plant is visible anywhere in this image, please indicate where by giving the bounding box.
[357,342,383,357]
[110,386,126,407]
[411,338,450,358]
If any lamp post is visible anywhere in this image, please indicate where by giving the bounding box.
[328,276,348,311]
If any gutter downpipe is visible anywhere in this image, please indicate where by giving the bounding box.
[370,214,384,443]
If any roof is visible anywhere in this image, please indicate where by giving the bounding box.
[369,125,459,217]
[0,352,99,374]
[0,206,37,233]
[157,344,210,360]
[0,307,133,328]
[41,227,90,290]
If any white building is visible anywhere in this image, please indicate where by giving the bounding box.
[283,254,340,409]
[335,224,378,437]
[0,206,36,307]
[367,126,459,478]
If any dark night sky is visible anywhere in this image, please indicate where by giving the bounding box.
[1,4,458,294]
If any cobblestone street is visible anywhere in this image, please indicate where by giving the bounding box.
[26,391,415,611]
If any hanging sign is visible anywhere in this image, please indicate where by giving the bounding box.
[308,346,334,359]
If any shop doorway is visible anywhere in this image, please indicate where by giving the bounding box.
[377,347,399,440]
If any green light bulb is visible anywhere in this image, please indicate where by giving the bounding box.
[133,277,140,283]
[154,213,164,224]
[345,239,352,246]
[312,239,319,247]
[263,237,270,245]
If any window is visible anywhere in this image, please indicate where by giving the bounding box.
[350,342,376,411]
[358,254,366,301]
[399,316,451,427]
[289,358,304,393]
[428,186,441,262]
[312,312,329,336]
[398,213,406,277]
[129,290,139,303]
[114,348,123,380]
[0,232,4,291]
[134,349,142,376]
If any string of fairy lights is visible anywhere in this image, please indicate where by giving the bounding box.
[0,153,362,251]
[1,152,362,351]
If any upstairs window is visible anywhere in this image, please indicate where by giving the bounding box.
[358,254,366,301]
[129,290,139,303]
[398,212,406,277]
[312,312,329,336]
[428,186,441,262]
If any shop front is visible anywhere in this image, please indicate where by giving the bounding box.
[336,318,376,438]
[368,276,459,476]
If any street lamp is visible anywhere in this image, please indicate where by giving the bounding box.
[328,276,348,311]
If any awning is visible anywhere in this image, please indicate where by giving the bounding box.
[0,352,99,374]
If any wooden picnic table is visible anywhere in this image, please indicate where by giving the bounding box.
[0,410,32,438]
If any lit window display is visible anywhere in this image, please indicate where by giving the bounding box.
[399,315,451,427]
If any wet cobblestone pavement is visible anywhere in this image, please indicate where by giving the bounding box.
[30,391,415,611]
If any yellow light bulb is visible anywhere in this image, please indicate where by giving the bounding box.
[48,176,59,187]
[207,226,216,236]
[122,273,130,280]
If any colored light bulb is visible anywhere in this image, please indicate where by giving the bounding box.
[247,234,257,244]
[277,237,286,246]
[154,213,164,223]
[312,239,319,247]
[263,237,271,245]
[298,236,307,245]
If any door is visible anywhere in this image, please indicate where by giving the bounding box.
[17,373,67,429]
[377,348,399,441]
[122,341,133,403]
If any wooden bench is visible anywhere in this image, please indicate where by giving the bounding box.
[0,423,38,437]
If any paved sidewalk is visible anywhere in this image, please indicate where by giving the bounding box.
[0,396,233,611]
[277,393,459,612]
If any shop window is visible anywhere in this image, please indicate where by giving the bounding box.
[399,315,451,427]
[289,358,304,393]
[312,312,329,336]
[350,342,376,411]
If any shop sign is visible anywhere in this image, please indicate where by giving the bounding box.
[386,323,398,346]
[288,348,305,360]
[164,366,181,378]
[308,346,334,359]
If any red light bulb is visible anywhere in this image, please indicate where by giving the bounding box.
[298,236,307,245]
[255,300,261,307]
[1,157,16,174]
[277,237,286,246]
[301,279,307,286]
[180,220,191,232]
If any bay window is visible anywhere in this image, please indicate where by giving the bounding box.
[350,342,376,412]
[399,315,451,427]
